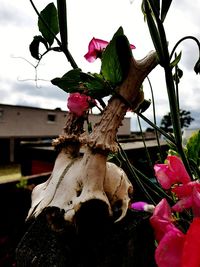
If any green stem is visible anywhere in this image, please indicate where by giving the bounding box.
[56,0,78,69]
[137,115,154,172]
[117,141,156,204]
[136,112,175,144]
[147,76,164,161]
[170,36,200,61]
[147,0,193,177]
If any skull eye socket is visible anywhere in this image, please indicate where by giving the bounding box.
[112,200,123,220]
[76,189,82,197]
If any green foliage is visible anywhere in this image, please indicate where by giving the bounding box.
[51,69,113,98]
[51,27,133,99]
[38,3,59,46]
[101,27,132,85]
[170,52,182,68]
[186,130,200,167]
[16,178,28,189]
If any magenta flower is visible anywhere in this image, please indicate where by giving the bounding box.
[84,37,136,62]
[130,201,155,212]
[150,199,185,267]
[84,38,109,62]
[154,155,191,190]
[172,181,200,216]
[67,92,95,117]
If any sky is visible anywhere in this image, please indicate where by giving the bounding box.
[1,0,200,131]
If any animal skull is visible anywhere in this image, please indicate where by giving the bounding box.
[28,146,133,222]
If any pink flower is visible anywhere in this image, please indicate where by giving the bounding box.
[155,229,185,267]
[181,218,200,267]
[150,199,185,267]
[154,155,191,190]
[84,37,136,62]
[172,181,200,216]
[67,92,95,117]
[84,38,109,62]
[150,199,177,241]
[151,203,200,267]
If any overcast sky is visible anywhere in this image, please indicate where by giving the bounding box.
[1,0,200,130]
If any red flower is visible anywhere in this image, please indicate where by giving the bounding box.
[67,92,95,117]
[84,37,136,62]
[154,155,191,190]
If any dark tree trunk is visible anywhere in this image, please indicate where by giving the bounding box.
[16,203,156,267]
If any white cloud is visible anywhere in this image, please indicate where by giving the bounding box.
[0,0,200,130]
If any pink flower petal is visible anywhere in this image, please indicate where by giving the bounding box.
[181,218,200,267]
[84,38,109,62]
[172,181,200,215]
[150,199,175,242]
[168,155,191,184]
[130,43,136,49]
[154,156,191,190]
[154,164,175,189]
[172,196,193,212]
[192,186,200,217]
[84,37,136,62]
[155,229,185,267]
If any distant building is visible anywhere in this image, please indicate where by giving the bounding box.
[0,104,131,164]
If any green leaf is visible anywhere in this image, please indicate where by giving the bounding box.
[84,73,113,98]
[51,69,112,98]
[170,51,182,68]
[186,130,200,167]
[51,69,83,92]
[161,0,172,22]
[29,35,49,60]
[101,27,132,85]
[38,3,59,46]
